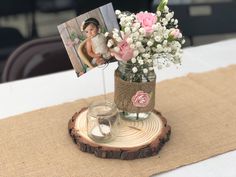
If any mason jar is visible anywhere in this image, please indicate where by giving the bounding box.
[87,101,119,143]
[114,61,156,121]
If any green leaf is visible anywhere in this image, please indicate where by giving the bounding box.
[70,32,78,41]
[157,0,168,12]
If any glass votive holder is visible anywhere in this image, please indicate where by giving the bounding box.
[87,101,119,143]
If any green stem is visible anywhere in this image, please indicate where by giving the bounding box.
[144,74,150,82]
[136,113,139,120]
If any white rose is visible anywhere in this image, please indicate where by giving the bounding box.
[120,21,125,26]
[134,23,140,28]
[147,41,153,46]
[166,12,174,20]
[139,47,145,53]
[154,36,162,42]
[114,47,120,52]
[104,32,109,37]
[156,44,163,52]
[137,56,142,60]
[112,33,119,39]
[132,27,138,32]
[118,14,123,19]
[126,16,133,22]
[138,60,144,65]
[131,58,136,63]
[164,33,169,39]
[167,47,172,52]
[107,39,114,47]
[115,10,121,15]
[120,17,126,22]
[174,41,181,48]
[157,23,162,28]
[138,36,144,41]
[163,40,168,46]
[143,68,148,74]
[124,27,131,34]
[174,19,178,25]
[145,53,150,58]
[133,50,139,57]
[130,44,135,49]
[126,37,133,44]
[147,59,152,63]
[116,37,122,42]
[132,67,138,73]
[152,24,159,31]
[134,31,139,36]
[133,32,140,38]
[162,18,168,26]
[163,47,168,52]
[139,28,145,34]
[136,41,142,47]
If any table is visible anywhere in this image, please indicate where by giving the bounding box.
[1,38,236,177]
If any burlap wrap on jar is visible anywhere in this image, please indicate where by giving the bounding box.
[114,70,156,113]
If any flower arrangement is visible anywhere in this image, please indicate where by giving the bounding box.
[107,0,185,82]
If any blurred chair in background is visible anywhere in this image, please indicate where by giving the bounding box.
[152,1,236,46]
[36,0,75,13]
[1,36,72,83]
[0,27,26,62]
[74,0,153,15]
[0,0,38,76]
[0,0,37,38]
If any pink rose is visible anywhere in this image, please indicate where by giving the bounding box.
[136,12,157,33]
[170,29,182,39]
[112,39,133,61]
[132,91,151,107]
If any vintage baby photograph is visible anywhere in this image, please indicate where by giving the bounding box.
[58,3,119,76]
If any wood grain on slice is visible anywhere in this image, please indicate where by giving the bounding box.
[68,108,171,160]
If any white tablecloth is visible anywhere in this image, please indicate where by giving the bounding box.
[1,39,236,177]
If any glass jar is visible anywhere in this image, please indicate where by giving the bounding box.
[114,61,156,121]
[87,101,119,143]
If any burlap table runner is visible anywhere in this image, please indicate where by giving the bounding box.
[1,65,236,177]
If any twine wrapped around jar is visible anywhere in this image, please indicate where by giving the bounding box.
[114,70,156,113]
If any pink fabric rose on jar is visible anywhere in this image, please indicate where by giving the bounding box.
[111,39,133,61]
[132,91,151,107]
[136,12,157,33]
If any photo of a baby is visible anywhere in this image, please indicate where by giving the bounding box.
[82,18,111,66]
[58,3,119,77]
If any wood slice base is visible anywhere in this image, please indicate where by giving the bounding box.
[68,108,171,160]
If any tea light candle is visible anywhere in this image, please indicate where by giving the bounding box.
[91,124,111,140]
